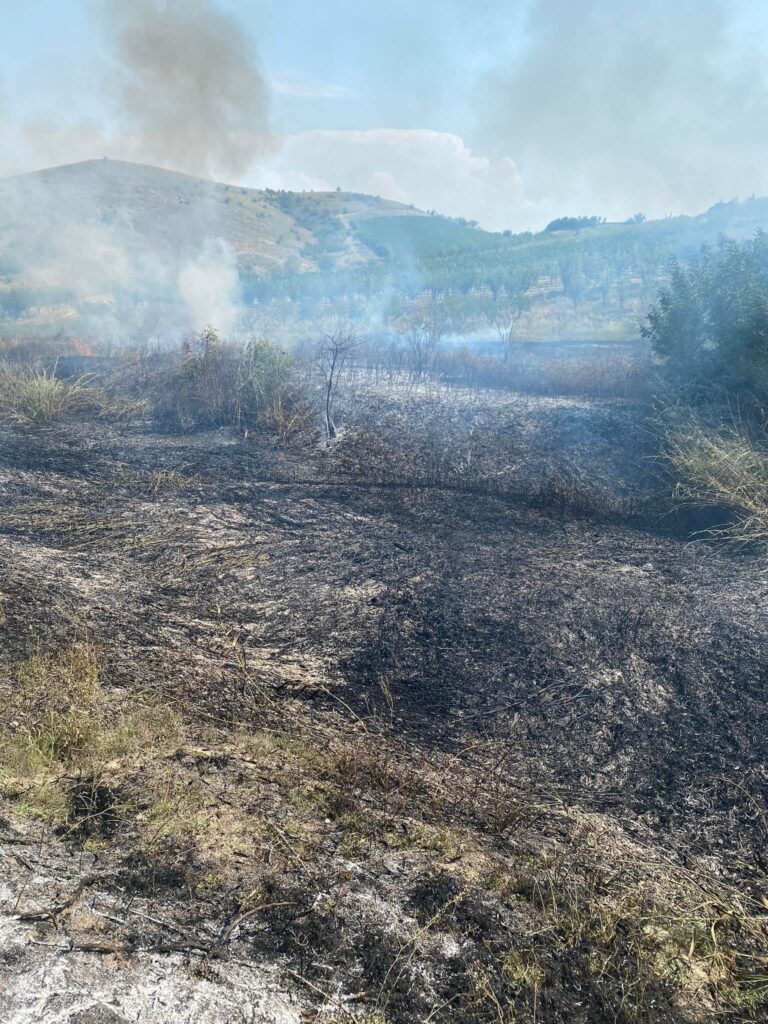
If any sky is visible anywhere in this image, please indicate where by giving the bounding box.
[2,0,768,230]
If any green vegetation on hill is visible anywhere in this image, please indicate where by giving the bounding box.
[4,160,768,339]
[355,215,507,259]
[248,198,768,336]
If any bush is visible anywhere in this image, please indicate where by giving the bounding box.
[645,233,768,549]
[171,326,238,428]
[235,335,290,426]
[643,232,768,394]
[158,327,307,436]
[0,330,308,437]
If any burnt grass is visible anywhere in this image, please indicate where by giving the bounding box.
[1,379,768,1022]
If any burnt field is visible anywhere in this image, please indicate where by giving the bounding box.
[1,374,768,1023]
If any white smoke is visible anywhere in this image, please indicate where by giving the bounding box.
[477,0,768,225]
[0,0,276,341]
[178,240,241,337]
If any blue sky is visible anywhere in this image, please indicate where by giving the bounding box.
[2,0,526,135]
[3,0,768,230]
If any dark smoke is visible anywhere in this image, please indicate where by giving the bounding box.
[105,0,274,180]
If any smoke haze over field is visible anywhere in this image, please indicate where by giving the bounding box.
[0,1,270,337]
[0,161,246,341]
[3,1,768,229]
[476,0,768,225]
[2,0,768,342]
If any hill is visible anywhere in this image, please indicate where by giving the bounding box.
[3,159,768,339]
[271,197,768,338]
[0,159,421,275]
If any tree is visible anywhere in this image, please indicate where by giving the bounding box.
[643,233,768,394]
[642,256,708,378]
[544,215,604,233]
[488,270,534,360]
[404,307,445,379]
[558,253,587,307]
[315,322,360,438]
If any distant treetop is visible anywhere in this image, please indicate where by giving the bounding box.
[544,215,605,233]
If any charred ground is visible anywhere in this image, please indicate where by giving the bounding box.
[1,364,767,1023]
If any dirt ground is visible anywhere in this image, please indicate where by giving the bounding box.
[1,381,767,1023]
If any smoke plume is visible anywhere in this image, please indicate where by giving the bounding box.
[178,239,241,336]
[0,1,274,341]
[0,160,246,342]
[104,0,274,180]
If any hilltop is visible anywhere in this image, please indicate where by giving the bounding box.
[0,158,422,276]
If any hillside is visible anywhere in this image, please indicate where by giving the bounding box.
[0,159,420,276]
[268,197,768,338]
[3,159,768,339]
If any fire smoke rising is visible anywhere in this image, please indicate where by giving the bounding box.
[0,0,273,341]
[104,0,274,181]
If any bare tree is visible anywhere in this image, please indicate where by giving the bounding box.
[405,308,445,380]
[488,271,534,361]
[315,322,360,439]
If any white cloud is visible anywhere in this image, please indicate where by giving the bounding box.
[247,129,534,231]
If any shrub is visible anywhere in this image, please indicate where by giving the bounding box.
[663,412,768,549]
[643,232,768,394]
[235,335,290,427]
[172,325,238,428]
[645,234,768,547]
[159,328,303,435]
[0,363,98,426]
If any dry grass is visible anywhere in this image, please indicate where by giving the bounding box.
[142,468,201,495]
[0,641,181,827]
[0,361,148,427]
[0,364,96,426]
[663,414,768,550]
[257,385,316,440]
[1,639,766,1020]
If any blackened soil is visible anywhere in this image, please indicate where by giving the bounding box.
[1,409,767,880]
